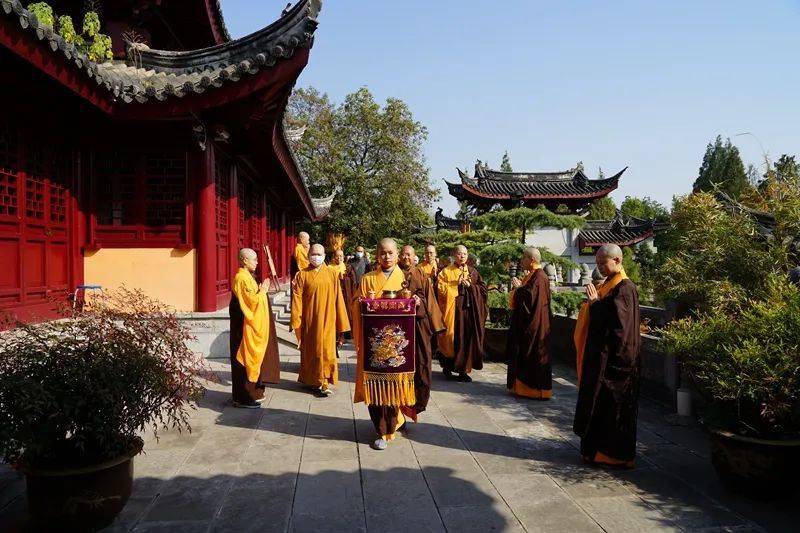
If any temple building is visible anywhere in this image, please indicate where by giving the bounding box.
[0,0,327,321]
[445,160,659,281]
[446,160,627,214]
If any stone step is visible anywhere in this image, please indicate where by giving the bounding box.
[274,321,297,348]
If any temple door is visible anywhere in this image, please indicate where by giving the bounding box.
[0,123,72,314]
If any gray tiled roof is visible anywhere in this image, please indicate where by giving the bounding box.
[446,164,625,200]
[0,0,320,104]
[579,212,655,246]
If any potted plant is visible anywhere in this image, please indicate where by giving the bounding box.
[657,187,800,498]
[0,288,214,530]
[661,276,800,497]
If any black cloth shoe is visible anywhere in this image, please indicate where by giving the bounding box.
[458,373,472,383]
[233,400,261,409]
[443,368,454,380]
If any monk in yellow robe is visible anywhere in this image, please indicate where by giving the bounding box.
[290,244,350,396]
[418,244,439,280]
[291,231,310,281]
[573,244,641,468]
[437,245,487,382]
[229,248,280,408]
[353,239,444,450]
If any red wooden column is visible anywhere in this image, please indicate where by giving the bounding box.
[279,211,287,280]
[195,144,216,312]
[227,162,239,292]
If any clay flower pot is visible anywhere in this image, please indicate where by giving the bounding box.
[709,428,800,499]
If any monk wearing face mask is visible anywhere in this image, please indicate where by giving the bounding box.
[290,244,351,396]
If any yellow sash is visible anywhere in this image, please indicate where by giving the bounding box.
[574,268,627,384]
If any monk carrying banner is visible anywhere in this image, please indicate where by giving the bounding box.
[353,239,443,450]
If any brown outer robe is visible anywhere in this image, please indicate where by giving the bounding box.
[229,289,280,404]
[506,268,552,394]
[367,265,445,437]
[340,264,356,331]
[440,265,488,374]
[573,278,641,463]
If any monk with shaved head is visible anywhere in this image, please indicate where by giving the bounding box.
[229,248,280,408]
[352,240,445,449]
[291,243,350,397]
[436,245,487,382]
[573,243,641,468]
[291,231,311,280]
[506,247,552,399]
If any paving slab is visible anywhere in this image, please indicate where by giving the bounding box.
[0,343,796,532]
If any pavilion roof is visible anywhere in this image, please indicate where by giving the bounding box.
[578,212,660,248]
[0,0,319,105]
[435,208,463,231]
[445,161,624,202]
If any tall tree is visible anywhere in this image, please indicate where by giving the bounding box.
[500,151,513,172]
[287,87,439,248]
[693,135,749,197]
[773,154,799,183]
[588,197,617,220]
[619,196,669,222]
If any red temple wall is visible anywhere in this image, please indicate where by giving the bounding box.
[0,118,301,320]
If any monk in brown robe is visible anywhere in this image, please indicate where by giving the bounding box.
[399,245,445,419]
[506,247,552,399]
[437,245,488,382]
[291,244,350,396]
[353,239,444,450]
[330,248,355,332]
[573,244,641,468]
[229,248,280,408]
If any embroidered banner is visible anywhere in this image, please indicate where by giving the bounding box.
[360,298,416,407]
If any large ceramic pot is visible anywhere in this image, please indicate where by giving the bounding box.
[484,326,508,362]
[23,439,143,530]
[709,428,800,499]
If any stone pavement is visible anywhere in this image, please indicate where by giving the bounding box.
[1,340,798,532]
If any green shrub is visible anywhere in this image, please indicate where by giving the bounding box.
[27,2,54,27]
[57,15,82,46]
[656,192,782,313]
[487,290,510,309]
[82,10,100,37]
[0,288,214,468]
[88,32,113,61]
[551,291,585,317]
[661,275,800,438]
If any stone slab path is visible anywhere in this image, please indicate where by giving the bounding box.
[1,341,798,532]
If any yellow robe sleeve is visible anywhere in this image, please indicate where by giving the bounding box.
[290,271,304,332]
[294,244,309,270]
[233,270,269,383]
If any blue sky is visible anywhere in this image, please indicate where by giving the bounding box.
[222,0,800,216]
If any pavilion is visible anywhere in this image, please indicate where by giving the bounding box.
[445,160,659,281]
[0,0,327,321]
[446,160,626,215]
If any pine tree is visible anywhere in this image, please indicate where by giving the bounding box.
[588,197,617,220]
[693,135,749,198]
[500,151,513,172]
